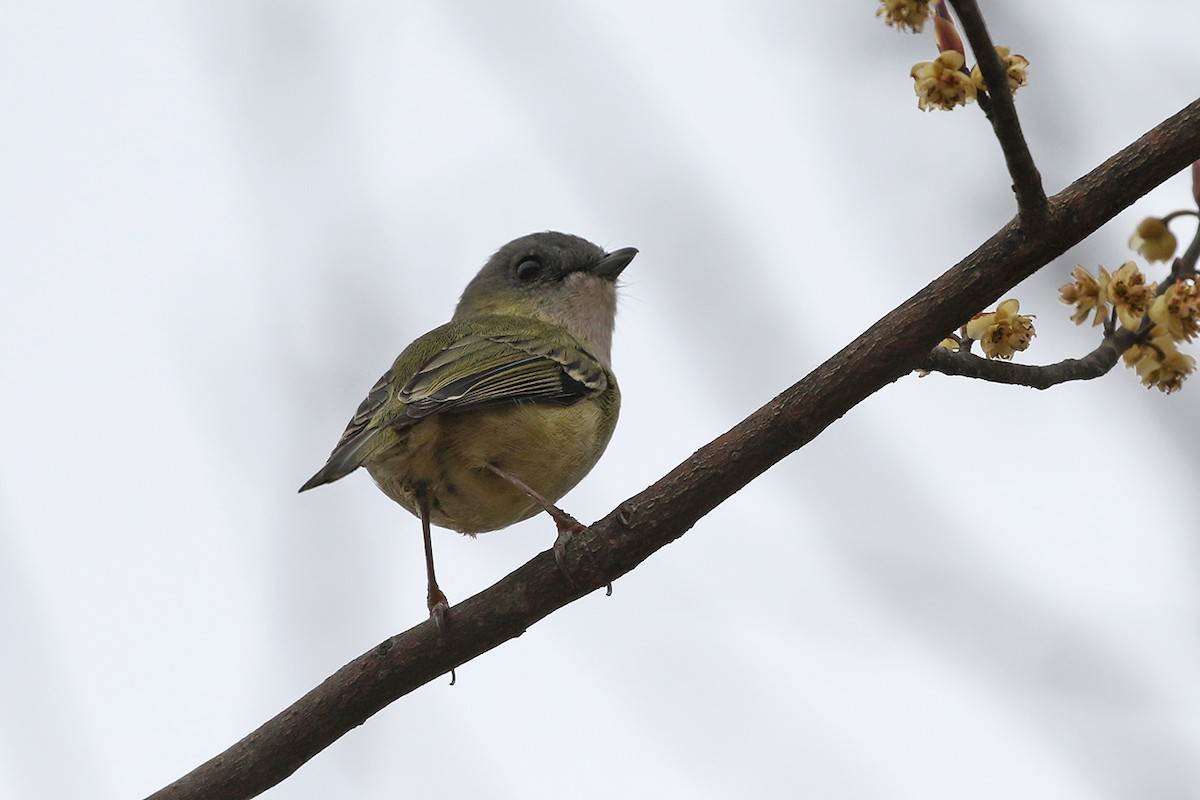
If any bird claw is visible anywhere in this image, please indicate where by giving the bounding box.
[428,589,450,635]
[427,590,457,685]
[553,517,612,596]
[552,518,586,588]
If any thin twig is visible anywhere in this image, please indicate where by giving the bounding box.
[949,0,1048,222]
[918,330,1132,389]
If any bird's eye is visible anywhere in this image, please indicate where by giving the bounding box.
[515,258,544,282]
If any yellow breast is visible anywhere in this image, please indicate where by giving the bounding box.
[363,394,617,534]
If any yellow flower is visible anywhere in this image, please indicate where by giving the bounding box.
[1122,334,1196,393]
[1058,266,1109,326]
[876,0,933,33]
[965,298,1036,359]
[970,46,1031,94]
[911,51,977,111]
[1104,261,1157,331]
[1149,279,1200,341]
[1128,217,1177,262]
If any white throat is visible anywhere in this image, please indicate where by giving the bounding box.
[544,272,618,368]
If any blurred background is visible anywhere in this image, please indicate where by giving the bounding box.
[3,2,1199,798]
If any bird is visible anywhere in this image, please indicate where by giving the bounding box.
[300,231,637,628]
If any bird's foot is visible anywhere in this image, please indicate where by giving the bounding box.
[552,516,586,588]
[427,589,456,684]
[428,588,450,635]
[483,463,612,594]
[552,517,612,595]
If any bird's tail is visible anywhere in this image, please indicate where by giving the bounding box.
[298,427,386,492]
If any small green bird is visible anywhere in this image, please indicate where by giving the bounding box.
[300,232,637,626]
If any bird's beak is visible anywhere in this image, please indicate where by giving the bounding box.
[592,247,638,280]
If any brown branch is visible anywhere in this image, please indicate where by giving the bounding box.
[145,95,1200,800]
[949,0,1047,221]
[927,207,1200,389]
[917,330,1132,388]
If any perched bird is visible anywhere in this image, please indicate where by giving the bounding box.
[300,232,637,627]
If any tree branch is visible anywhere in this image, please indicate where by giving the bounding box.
[949,0,1048,221]
[927,204,1200,388]
[145,95,1200,800]
[917,330,1131,388]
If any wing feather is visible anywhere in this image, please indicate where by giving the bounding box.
[398,334,606,417]
[299,329,607,491]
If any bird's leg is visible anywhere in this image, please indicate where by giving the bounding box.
[416,489,450,632]
[485,463,609,593]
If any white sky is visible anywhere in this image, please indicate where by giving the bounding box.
[3,2,1199,798]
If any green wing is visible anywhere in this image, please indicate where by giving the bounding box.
[299,328,607,491]
[398,333,607,418]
